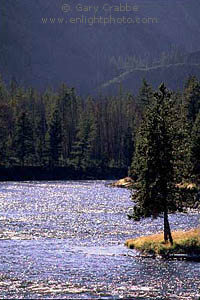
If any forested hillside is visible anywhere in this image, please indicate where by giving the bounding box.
[0,75,200,182]
[0,75,136,179]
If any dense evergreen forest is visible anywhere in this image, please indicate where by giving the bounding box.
[0,74,200,181]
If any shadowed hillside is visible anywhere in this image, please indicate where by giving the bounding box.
[101,56,200,94]
[1,0,200,95]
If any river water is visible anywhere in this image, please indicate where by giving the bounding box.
[0,180,199,299]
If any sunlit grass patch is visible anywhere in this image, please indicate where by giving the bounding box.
[125,228,200,255]
[176,182,198,191]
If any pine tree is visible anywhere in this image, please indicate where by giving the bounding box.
[14,111,34,166]
[34,99,47,166]
[0,74,8,104]
[190,111,200,181]
[9,76,18,97]
[123,126,134,168]
[184,76,200,125]
[137,79,154,109]
[70,116,94,171]
[172,96,191,183]
[58,84,80,163]
[0,103,11,165]
[131,83,176,245]
[47,107,62,167]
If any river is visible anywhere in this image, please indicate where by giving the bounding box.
[0,180,199,299]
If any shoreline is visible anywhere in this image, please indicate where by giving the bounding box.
[125,228,200,260]
[0,166,127,182]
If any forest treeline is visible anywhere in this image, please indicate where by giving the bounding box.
[0,74,200,181]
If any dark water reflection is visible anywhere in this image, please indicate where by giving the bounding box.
[0,181,199,299]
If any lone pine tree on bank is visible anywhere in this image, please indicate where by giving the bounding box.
[131,83,177,245]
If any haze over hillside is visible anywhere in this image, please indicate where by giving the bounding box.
[1,0,200,95]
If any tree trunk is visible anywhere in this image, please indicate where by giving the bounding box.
[164,210,173,245]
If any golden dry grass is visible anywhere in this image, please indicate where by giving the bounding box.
[175,182,198,190]
[125,228,200,255]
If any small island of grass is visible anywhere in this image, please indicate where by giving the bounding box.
[125,228,200,258]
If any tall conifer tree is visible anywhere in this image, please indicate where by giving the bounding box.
[14,111,34,166]
[132,83,176,245]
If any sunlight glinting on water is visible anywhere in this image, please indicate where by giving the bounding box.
[0,180,199,299]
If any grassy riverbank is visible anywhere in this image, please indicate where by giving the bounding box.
[125,228,200,255]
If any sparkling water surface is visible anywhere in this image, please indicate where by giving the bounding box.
[0,180,199,299]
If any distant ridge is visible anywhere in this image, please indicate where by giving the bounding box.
[1,0,200,95]
[99,59,200,94]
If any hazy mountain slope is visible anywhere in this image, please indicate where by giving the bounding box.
[100,61,200,95]
[1,0,200,94]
